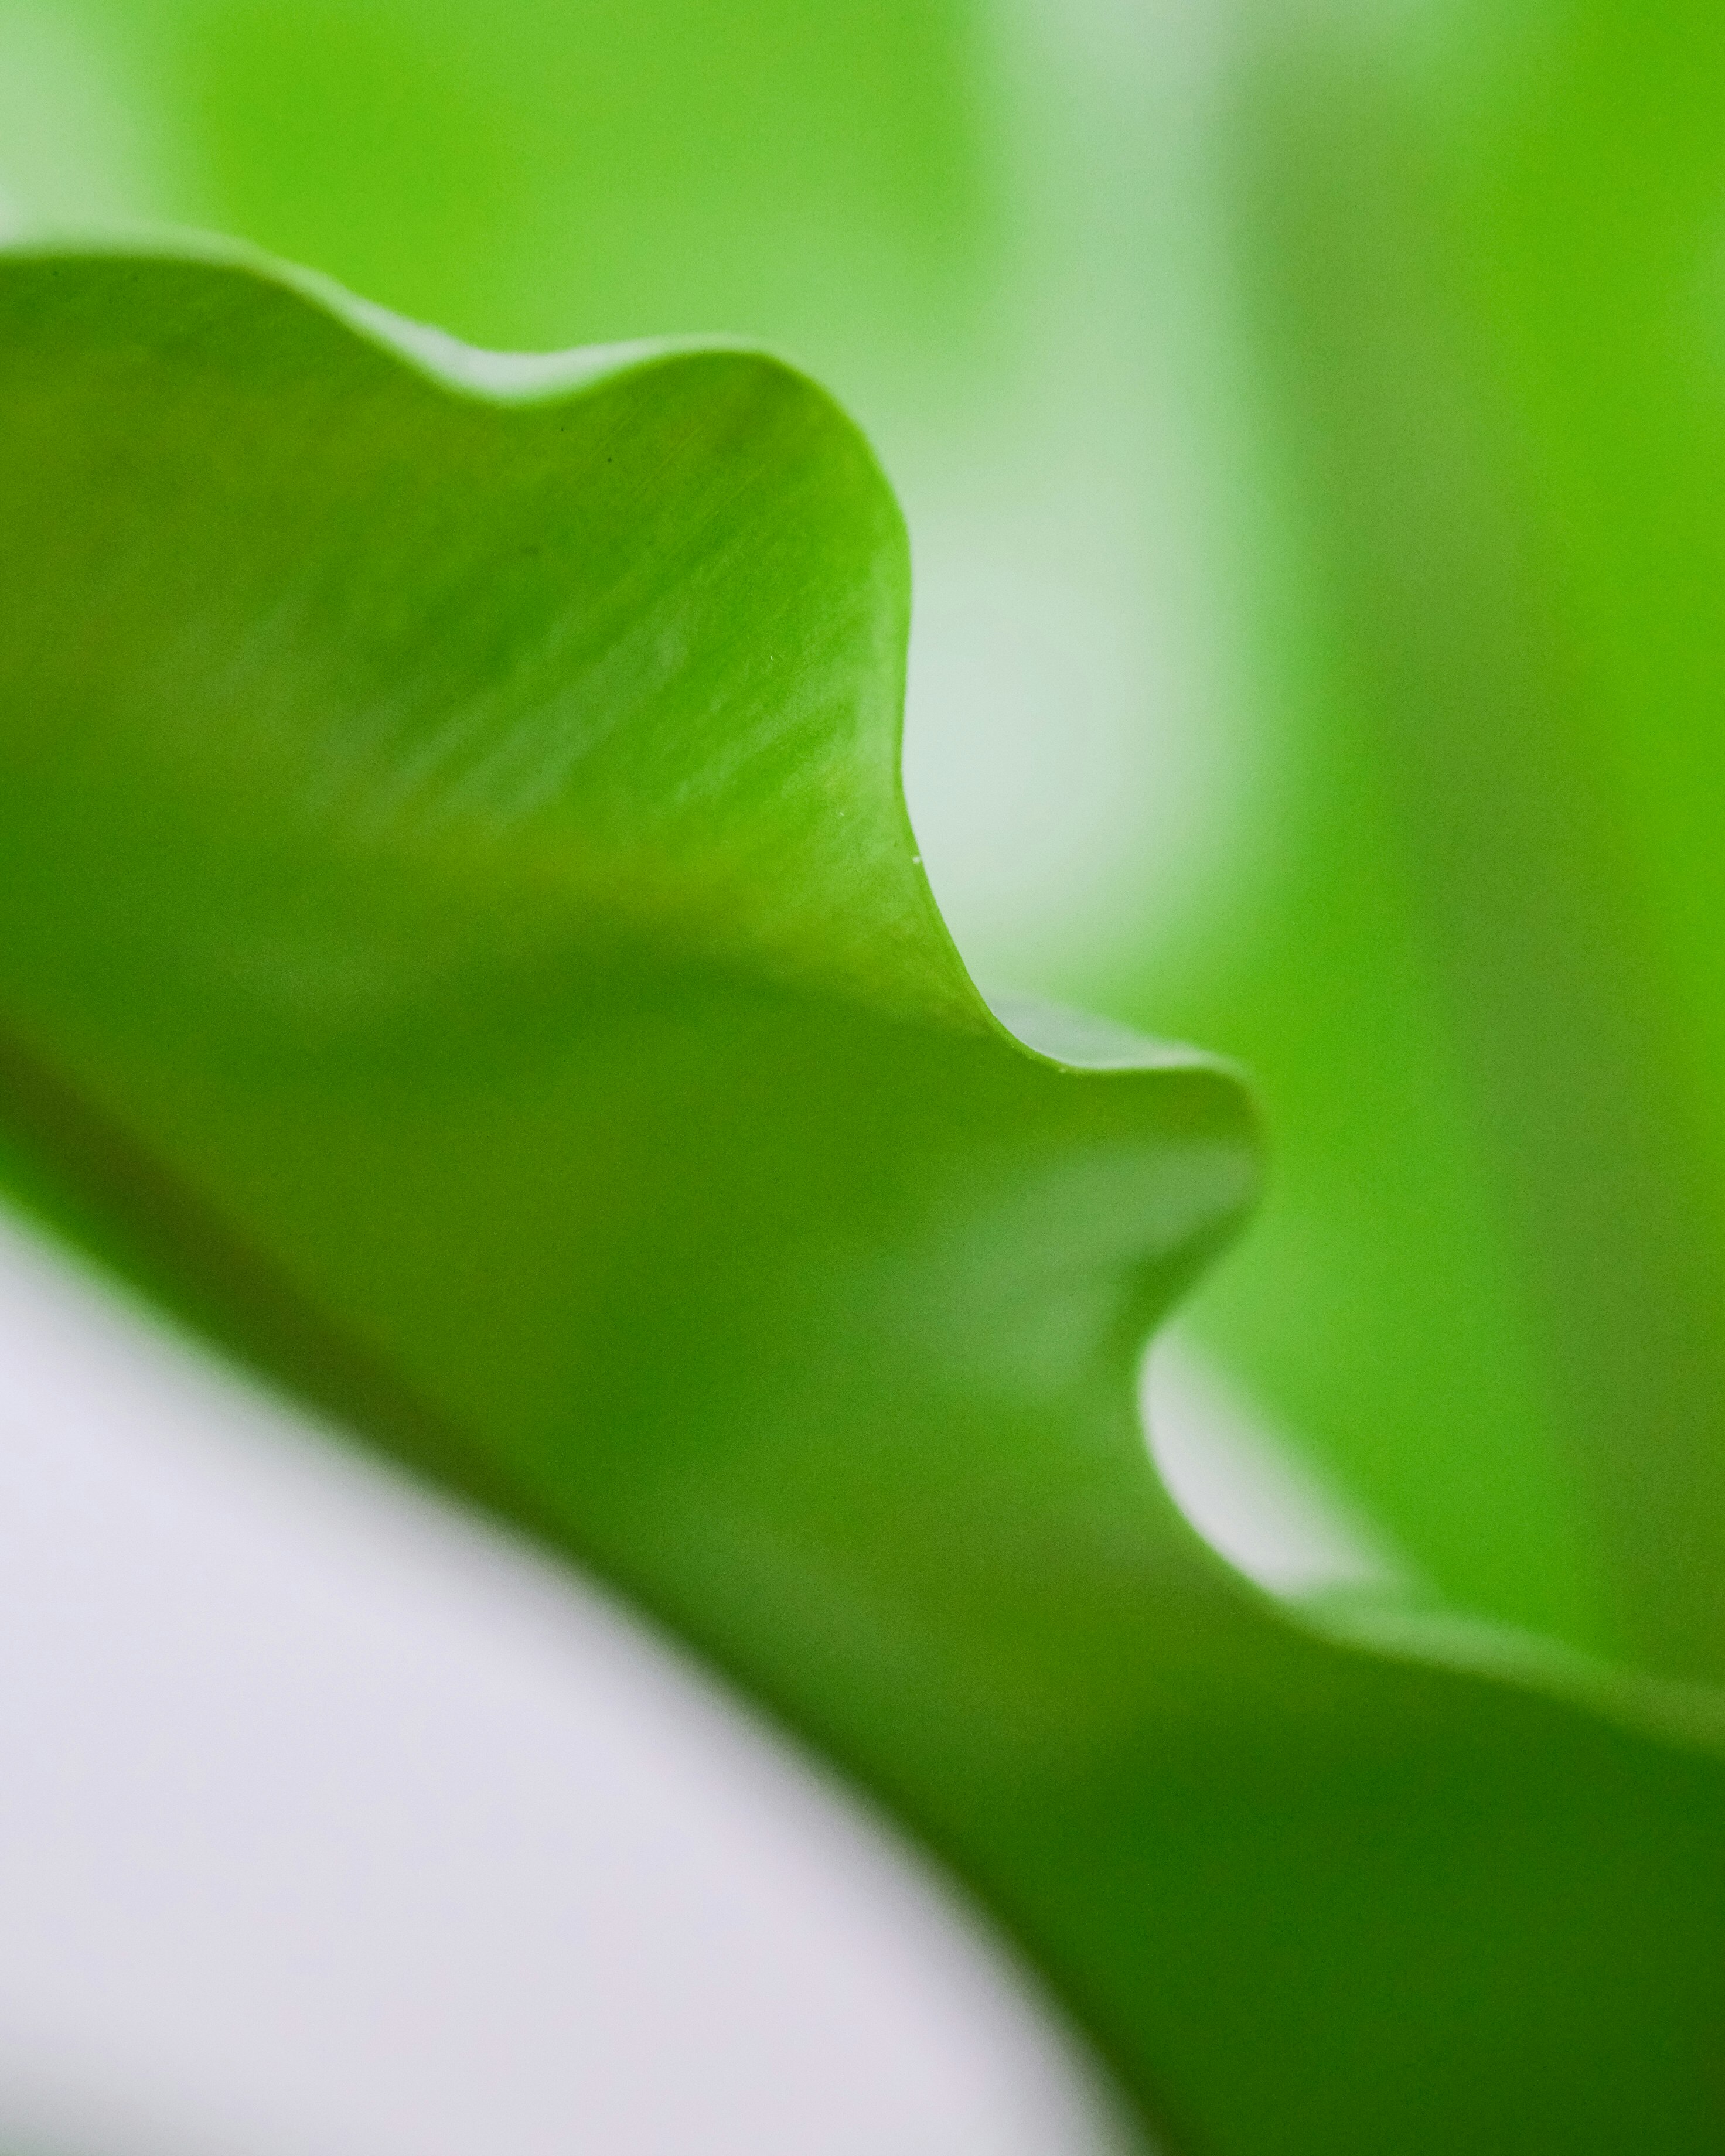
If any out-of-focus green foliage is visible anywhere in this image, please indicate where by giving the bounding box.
[5,241,1725,2156]
[0,0,995,405]
[1160,2,1725,1682]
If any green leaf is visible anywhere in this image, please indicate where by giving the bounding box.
[4,242,1725,2154]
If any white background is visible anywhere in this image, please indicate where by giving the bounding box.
[0,1203,1392,2156]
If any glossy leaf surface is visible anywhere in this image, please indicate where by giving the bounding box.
[3,247,1725,2152]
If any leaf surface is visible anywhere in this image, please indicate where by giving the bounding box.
[2,245,1724,2153]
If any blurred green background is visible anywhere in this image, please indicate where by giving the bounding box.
[4,0,1723,1684]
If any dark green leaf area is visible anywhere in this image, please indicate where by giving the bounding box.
[2,250,1723,2155]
